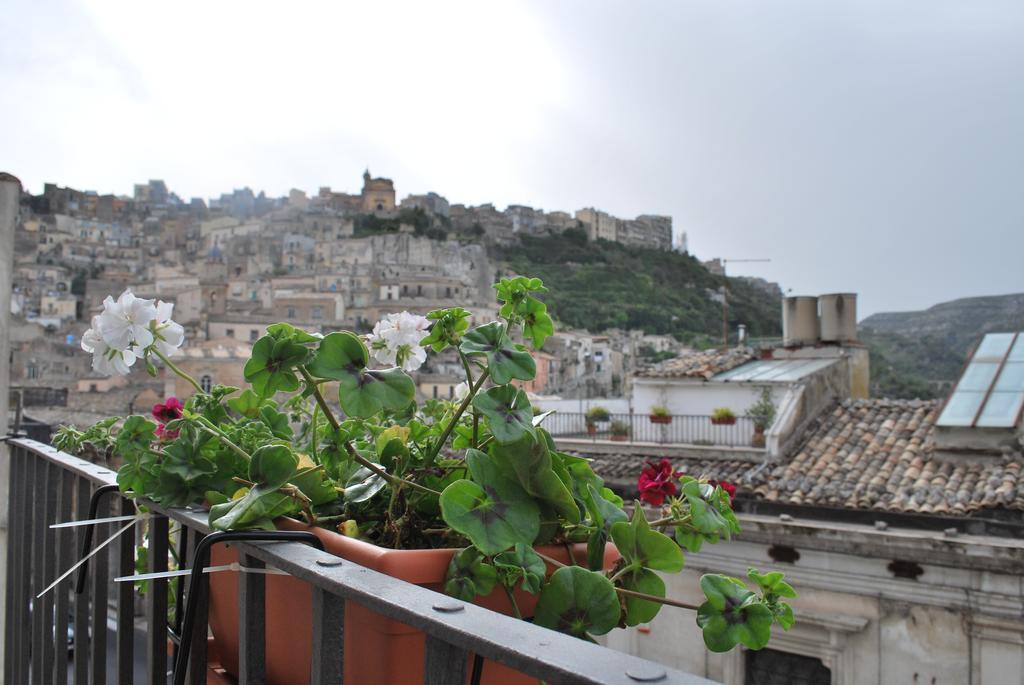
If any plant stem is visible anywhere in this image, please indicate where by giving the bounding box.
[195,419,251,462]
[298,366,441,498]
[151,348,205,394]
[614,587,700,612]
[534,551,567,569]
[502,583,523,620]
[424,369,490,469]
[299,367,341,431]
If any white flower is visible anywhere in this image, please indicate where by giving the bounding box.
[151,301,185,357]
[453,381,470,402]
[366,311,430,372]
[97,290,157,351]
[82,317,137,376]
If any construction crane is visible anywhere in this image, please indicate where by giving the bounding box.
[720,258,772,349]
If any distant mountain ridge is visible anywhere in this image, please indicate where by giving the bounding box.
[858,293,1024,400]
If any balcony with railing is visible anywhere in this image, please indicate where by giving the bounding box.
[3,437,717,685]
[543,412,762,450]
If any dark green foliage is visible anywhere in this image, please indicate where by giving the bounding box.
[498,233,781,341]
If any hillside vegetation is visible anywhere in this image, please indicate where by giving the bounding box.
[498,229,782,345]
[859,293,1024,399]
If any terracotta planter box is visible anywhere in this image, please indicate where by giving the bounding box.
[649,415,672,425]
[586,424,597,435]
[751,427,766,448]
[610,434,629,442]
[710,417,736,426]
[208,517,618,685]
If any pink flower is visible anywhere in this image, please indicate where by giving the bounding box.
[637,458,683,506]
[153,397,183,424]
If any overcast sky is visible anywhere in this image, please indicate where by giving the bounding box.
[3,1,1023,318]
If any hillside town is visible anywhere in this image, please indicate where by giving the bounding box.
[10,171,690,425]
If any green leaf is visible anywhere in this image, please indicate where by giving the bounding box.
[421,307,472,353]
[444,547,497,601]
[621,568,666,626]
[439,449,540,556]
[583,484,627,571]
[459,322,536,385]
[343,466,388,503]
[491,433,579,523]
[696,574,773,652]
[209,484,298,531]
[248,444,297,488]
[226,389,265,418]
[266,322,321,344]
[494,544,547,594]
[534,566,620,639]
[307,332,416,418]
[162,440,217,484]
[520,297,554,349]
[259,404,293,439]
[244,335,308,397]
[610,506,684,573]
[472,385,534,445]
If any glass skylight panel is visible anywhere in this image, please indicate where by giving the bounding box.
[1009,335,1024,362]
[937,391,986,426]
[974,333,1015,360]
[976,392,1024,428]
[958,362,1000,391]
[994,362,1024,392]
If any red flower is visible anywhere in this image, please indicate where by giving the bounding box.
[708,479,737,505]
[154,423,179,441]
[153,397,183,424]
[637,459,683,506]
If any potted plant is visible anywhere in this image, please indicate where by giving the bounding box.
[649,405,672,425]
[585,406,609,435]
[609,419,630,442]
[59,278,796,684]
[746,388,776,448]
[710,407,737,425]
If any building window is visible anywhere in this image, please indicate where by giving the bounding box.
[89,384,97,393]
[226,328,235,338]
[200,375,213,393]
[417,285,422,295]
[745,649,830,685]
[249,330,259,342]
[27,364,39,379]
[287,307,297,318]
[449,385,454,399]
[312,306,323,320]
[433,386,438,399]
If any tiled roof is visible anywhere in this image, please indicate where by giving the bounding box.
[637,347,758,380]
[583,399,1024,517]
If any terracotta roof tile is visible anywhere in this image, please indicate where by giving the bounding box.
[581,398,1024,517]
[637,347,758,380]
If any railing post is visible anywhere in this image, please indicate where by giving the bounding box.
[146,514,169,685]
[239,553,267,684]
[116,495,136,683]
[310,587,345,684]
[423,635,468,685]
[30,455,46,685]
[0,172,21,672]
[89,489,110,685]
[54,468,75,685]
[72,478,91,685]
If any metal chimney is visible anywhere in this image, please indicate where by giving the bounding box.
[819,293,858,343]
[783,296,819,347]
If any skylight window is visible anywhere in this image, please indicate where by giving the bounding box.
[937,332,1024,429]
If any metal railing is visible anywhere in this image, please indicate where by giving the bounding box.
[3,437,717,685]
[543,413,761,448]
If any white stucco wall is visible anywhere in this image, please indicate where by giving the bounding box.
[602,516,1024,685]
[632,379,786,419]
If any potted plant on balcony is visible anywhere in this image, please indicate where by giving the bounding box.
[585,405,609,435]
[649,405,672,425]
[710,407,737,425]
[60,278,796,684]
[609,419,630,442]
[746,388,776,448]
